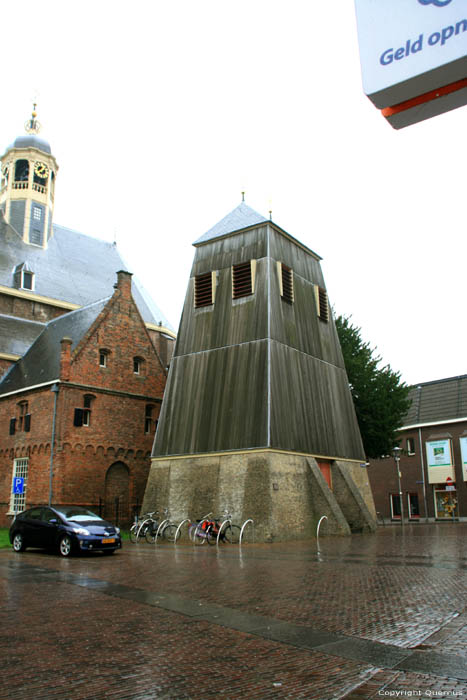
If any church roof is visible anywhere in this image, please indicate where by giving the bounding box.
[194,202,269,245]
[0,314,45,357]
[0,298,109,395]
[0,215,174,359]
[10,134,52,154]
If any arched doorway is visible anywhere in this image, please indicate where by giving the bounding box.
[104,462,130,526]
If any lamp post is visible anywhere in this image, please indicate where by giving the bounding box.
[393,446,404,527]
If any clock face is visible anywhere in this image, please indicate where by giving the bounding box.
[34,162,49,179]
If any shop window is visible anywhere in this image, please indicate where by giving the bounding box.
[434,489,458,519]
[408,493,420,519]
[390,493,401,519]
[9,458,28,514]
[406,437,415,455]
[232,260,256,299]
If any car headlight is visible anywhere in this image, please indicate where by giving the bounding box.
[72,527,90,536]
[115,527,120,535]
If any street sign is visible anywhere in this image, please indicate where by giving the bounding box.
[354,0,467,127]
[446,484,456,491]
[12,477,24,495]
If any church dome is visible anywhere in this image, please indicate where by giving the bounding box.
[10,134,52,154]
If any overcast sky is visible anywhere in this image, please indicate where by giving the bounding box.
[2,0,465,387]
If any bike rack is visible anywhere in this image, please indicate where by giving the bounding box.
[174,518,191,544]
[155,518,169,543]
[217,519,231,545]
[316,515,327,546]
[239,519,254,544]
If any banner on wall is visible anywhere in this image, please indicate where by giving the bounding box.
[460,437,467,481]
[354,0,467,128]
[426,439,455,484]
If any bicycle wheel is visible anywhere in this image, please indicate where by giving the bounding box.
[129,525,138,543]
[206,528,218,545]
[145,521,158,544]
[223,524,241,544]
[163,524,177,542]
[193,525,206,546]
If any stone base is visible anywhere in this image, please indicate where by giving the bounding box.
[142,451,377,542]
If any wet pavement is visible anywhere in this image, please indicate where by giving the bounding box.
[1,523,466,699]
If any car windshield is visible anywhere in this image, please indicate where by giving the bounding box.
[53,506,104,523]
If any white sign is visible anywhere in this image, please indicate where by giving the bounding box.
[354,0,467,125]
[460,436,467,481]
[427,439,452,467]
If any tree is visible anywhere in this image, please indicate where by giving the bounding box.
[335,315,411,459]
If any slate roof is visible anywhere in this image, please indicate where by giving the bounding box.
[0,215,174,358]
[194,202,269,245]
[0,314,45,357]
[0,297,109,395]
[404,375,467,426]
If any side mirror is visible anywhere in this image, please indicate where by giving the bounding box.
[49,518,58,524]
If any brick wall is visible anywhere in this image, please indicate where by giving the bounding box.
[0,273,166,527]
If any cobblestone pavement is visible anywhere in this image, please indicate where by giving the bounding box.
[1,523,466,699]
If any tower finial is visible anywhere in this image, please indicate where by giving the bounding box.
[241,191,245,202]
[25,103,41,135]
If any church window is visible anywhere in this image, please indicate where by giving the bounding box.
[99,349,110,367]
[74,394,95,427]
[278,262,294,304]
[145,404,157,434]
[13,264,34,291]
[315,286,329,322]
[14,160,29,183]
[9,458,29,514]
[17,401,31,432]
[133,357,144,375]
[232,260,256,299]
[194,272,214,308]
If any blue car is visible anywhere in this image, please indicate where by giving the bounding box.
[9,505,122,557]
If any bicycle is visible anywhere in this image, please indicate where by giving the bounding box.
[217,510,241,544]
[145,509,177,544]
[129,511,158,543]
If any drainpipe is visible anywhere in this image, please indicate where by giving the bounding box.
[48,383,59,506]
[418,427,429,522]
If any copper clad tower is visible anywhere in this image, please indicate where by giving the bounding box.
[143,203,376,538]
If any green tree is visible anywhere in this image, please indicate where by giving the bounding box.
[335,315,411,459]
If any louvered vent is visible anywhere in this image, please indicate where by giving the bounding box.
[194,272,213,308]
[232,261,252,299]
[281,264,294,304]
[318,287,329,322]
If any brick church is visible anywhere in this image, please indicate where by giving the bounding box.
[0,108,175,526]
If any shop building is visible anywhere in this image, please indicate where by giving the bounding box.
[369,375,467,522]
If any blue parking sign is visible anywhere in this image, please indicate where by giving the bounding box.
[13,477,24,495]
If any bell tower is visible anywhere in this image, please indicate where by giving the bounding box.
[0,106,59,248]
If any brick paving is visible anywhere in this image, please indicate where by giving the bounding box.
[1,523,466,699]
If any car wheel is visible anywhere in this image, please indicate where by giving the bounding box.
[59,535,73,557]
[12,533,27,552]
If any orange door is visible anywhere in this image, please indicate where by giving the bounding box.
[317,460,332,489]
